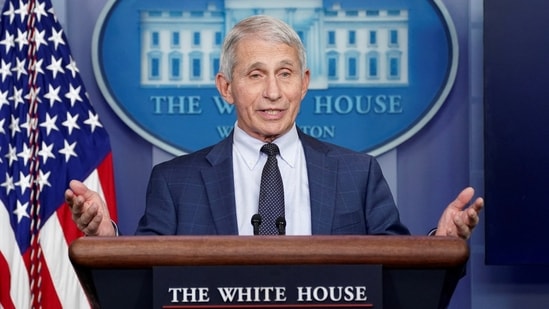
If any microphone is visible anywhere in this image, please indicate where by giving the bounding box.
[251,214,262,235]
[275,216,286,235]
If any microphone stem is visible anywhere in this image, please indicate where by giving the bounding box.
[251,214,262,235]
[276,217,286,235]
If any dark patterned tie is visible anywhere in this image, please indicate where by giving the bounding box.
[258,143,285,235]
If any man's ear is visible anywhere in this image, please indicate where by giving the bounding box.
[301,69,311,100]
[215,73,234,104]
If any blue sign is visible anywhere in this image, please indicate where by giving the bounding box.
[93,0,457,156]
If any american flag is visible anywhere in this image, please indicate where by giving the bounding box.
[0,0,117,308]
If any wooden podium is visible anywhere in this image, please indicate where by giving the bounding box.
[69,235,468,309]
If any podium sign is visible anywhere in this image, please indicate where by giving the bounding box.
[153,264,382,308]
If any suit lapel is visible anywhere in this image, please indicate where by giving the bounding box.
[299,131,338,235]
[202,134,239,235]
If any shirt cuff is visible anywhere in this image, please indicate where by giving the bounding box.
[111,220,120,236]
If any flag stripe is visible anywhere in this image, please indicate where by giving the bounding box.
[98,152,117,221]
[0,201,30,309]
[42,212,88,308]
[0,253,16,309]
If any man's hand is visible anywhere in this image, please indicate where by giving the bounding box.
[435,187,484,240]
[64,180,116,236]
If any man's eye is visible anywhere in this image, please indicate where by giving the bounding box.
[279,72,291,78]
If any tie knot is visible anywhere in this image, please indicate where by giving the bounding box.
[261,143,280,157]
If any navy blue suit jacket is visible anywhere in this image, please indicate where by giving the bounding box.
[136,130,410,235]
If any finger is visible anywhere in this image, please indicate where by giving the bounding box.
[466,207,480,227]
[450,187,475,211]
[69,179,98,201]
[461,197,483,228]
[69,195,87,215]
[76,203,99,231]
[84,212,103,236]
[82,211,104,236]
[69,179,86,194]
[454,216,472,240]
[471,197,485,212]
[64,188,76,207]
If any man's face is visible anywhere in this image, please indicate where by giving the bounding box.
[216,37,310,142]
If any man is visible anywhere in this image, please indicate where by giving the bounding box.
[65,15,483,238]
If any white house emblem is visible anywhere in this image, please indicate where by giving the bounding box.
[93,0,458,156]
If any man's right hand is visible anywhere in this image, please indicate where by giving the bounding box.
[65,180,116,236]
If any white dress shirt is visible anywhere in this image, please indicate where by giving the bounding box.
[232,123,312,235]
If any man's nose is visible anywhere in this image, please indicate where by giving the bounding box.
[263,76,282,101]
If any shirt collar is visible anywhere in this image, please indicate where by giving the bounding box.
[233,122,300,170]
